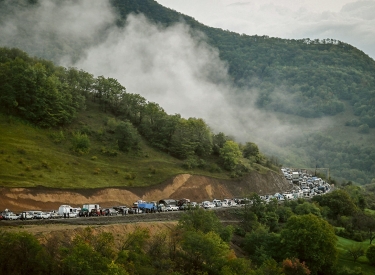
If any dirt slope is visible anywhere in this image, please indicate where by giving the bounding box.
[0,170,291,212]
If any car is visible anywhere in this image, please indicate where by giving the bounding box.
[79,208,90,217]
[179,204,190,210]
[19,212,34,220]
[35,212,51,219]
[104,208,118,216]
[201,201,215,209]
[166,205,179,211]
[49,211,62,219]
[157,204,167,212]
[4,213,19,220]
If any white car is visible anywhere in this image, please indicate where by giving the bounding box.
[202,201,215,209]
[35,212,51,219]
[166,205,179,211]
[19,212,34,220]
[4,213,19,220]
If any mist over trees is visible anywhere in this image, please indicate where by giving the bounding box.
[0,47,271,174]
[0,0,375,184]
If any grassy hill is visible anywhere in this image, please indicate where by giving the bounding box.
[0,101,235,189]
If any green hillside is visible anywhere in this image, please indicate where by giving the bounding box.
[0,0,374,184]
[0,48,277,188]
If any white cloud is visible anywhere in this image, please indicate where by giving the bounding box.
[157,0,375,59]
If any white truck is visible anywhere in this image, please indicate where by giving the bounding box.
[292,172,300,183]
[58,205,79,218]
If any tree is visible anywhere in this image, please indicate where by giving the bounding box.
[115,121,140,152]
[243,225,282,267]
[366,245,375,266]
[346,245,365,262]
[282,258,311,275]
[180,230,232,274]
[353,212,375,244]
[179,208,221,235]
[280,214,337,275]
[0,232,48,274]
[219,140,242,170]
[294,202,321,217]
[312,189,357,219]
[169,117,212,159]
[242,141,261,162]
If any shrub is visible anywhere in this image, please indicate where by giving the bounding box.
[71,131,90,154]
[209,163,221,173]
[100,147,118,157]
[49,130,65,143]
[366,245,375,265]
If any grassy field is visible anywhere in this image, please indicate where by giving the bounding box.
[0,103,234,189]
[336,235,375,274]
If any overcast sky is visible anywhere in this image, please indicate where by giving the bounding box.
[156,0,375,60]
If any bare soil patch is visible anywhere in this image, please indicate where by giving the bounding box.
[0,171,290,212]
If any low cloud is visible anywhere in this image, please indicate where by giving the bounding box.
[157,0,375,60]
[0,0,333,153]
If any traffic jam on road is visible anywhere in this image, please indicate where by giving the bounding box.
[0,168,331,222]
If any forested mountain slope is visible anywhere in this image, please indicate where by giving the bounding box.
[0,47,279,188]
[0,0,374,184]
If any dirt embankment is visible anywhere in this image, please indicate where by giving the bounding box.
[0,170,291,212]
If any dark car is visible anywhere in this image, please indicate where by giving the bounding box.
[79,208,89,217]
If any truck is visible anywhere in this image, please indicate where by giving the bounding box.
[82,204,102,216]
[292,172,300,183]
[137,201,157,213]
[58,205,79,218]
[83,204,100,212]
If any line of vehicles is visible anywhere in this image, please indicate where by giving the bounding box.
[0,168,331,222]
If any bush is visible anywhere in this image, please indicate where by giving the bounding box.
[366,245,375,266]
[209,163,221,173]
[182,157,199,169]
[71,131,90,154]
[49,130,65,143]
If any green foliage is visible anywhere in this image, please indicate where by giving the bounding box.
[0,48,86,127]
[115,121,140,152]
[282,258,311,275]
[219,140,242,171]
[347,245,365,262]
[243,225,282,267]
[294,202,321,217]
[242,142,261,163]
[49,130,65,143]
[280,214,338,274]
[169,117,212,159]
[365,245,375,266]
[312,189,358,219]
[0,231,48,274]
[180,230,232,274]
[178,208,222,235]
[71,131,90,154]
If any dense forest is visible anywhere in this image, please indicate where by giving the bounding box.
[2,185,375,274]
[0,0,374,183]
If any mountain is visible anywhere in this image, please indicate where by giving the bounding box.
[0,0,374,184]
